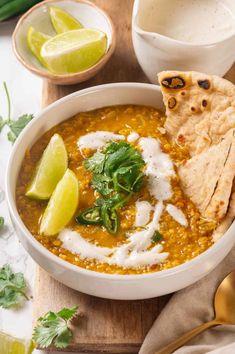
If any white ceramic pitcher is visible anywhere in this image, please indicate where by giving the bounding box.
[132,0,235,83]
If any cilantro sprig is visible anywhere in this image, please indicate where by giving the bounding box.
[76,141,145,234]
[0,264,28,309]
[0,216,4,229]
[0,82,33,143]
[32,306,78,349]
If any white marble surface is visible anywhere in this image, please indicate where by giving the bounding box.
[0,22,72,354]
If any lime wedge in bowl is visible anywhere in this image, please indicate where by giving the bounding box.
[26,134,68,200]
[40,29,108,74]
[27,26,51,66]
[49,6,83,34]
[40,169,79,236]
[0,331,34,354]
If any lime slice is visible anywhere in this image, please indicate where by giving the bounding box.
[40,169,79,236]
[26,134,68,200]
[0,331,34,354]
[40,29,108,74]
[27,26,51,66]
[49,6,83,34]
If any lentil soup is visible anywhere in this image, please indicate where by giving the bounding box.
[16,105,216,275]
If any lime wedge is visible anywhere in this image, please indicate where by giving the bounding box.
[27,26,51,66]
[0,331,34,354]
[40,29,108,74]
[40,169,79,236]
[49,6,83,34]
[26,134,68,200]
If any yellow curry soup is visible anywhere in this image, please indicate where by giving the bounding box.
[16,105,216,275]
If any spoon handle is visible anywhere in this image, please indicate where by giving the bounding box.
[154,319,221,354]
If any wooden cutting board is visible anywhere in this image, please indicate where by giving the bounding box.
[33,1,171,352]
[33,0,235,352]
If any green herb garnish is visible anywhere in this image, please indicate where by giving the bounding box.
[152,231,164,243]
[7,113,34,143]
[0,216,4,229]
[0,264,28,309]
[32,306,78,349]
[0,82,33,143]
[77,141,145,234]
[84,151,105,174]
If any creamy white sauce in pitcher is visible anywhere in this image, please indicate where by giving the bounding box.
[137,0,235,44]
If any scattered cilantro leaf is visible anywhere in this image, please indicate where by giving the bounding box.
[3,81,11,121]
[57,306,78,320]
[0,117,6,132]
[0,264,28,309]
[152,231,164,243]
[32,306,78,349]
[78,141,145,234]
[7,114,34,143]
[0,82,33,143]
[0,216,4,228]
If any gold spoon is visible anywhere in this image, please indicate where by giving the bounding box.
[155,270,235,354]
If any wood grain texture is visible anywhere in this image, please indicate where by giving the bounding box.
[35,0,235,351]
[224,67,235,84]
[34,269,170,353]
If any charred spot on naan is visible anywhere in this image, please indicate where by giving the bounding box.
[201,99,208,108]
[177,134,186,145]
[197,79,211,90]
[168,97,177,109]
[161,76,186,90]
[190,106,197,113]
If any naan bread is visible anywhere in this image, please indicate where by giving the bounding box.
[212,184,235,241]
[158,71,235,156]
[158,71,235,238]
[178,129,235,221]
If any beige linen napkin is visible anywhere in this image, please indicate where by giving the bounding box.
[140,247,235,354]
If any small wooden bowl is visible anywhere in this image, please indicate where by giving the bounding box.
[12,0,116,85]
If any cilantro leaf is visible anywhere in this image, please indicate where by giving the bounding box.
[3,81,11,121]
[33,306,78,349]
[113,164,144,193]
[152,231,164,243]
[0,117,6,133]
[0,82,34,143]
[91,174,112,196]
[0,264,28,308]
[84,151,105,174]
[104,142,144,177]
[0,216,4,228]
[57,306,78,320]
[8,114,34,143]
[77,141,145,234]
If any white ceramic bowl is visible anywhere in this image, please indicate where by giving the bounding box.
[5,83,235,300]
[132,0,235,84]
[12,0,115,85]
